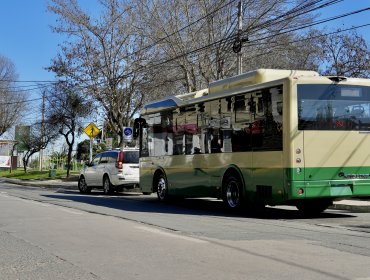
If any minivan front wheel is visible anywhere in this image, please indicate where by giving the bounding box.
[78,176,91,194]
[103,176,113,195]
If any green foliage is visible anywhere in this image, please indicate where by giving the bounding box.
[0,168,78,180]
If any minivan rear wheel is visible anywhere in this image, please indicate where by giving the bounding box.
[103,176,113,195]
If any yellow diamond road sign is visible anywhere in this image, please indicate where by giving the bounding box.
[84,122,100,139]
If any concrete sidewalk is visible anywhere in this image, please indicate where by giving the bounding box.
[0,177,78,190]
[1,177,370,212]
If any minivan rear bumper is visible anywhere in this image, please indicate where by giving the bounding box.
[111,174,139,186]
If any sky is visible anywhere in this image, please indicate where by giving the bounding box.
[0,0,370,143]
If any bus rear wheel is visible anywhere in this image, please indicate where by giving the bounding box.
[223,176,242,209]
[156,174,169,202]
[296,199,332,216]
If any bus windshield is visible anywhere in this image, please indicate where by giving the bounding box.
[298,84,370,130]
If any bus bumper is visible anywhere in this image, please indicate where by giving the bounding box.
[289,180,370,200]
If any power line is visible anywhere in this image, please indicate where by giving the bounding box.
[241,6,370,46]
[11,0,364,96]
[101,0,350,82]
[117,0,238,61]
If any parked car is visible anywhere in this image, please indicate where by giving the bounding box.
[78,148,139,194]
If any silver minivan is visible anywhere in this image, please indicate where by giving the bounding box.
[78,148,139,194]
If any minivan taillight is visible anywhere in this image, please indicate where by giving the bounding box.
[116,151,124,169]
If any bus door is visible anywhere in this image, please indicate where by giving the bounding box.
[168,106,212,196]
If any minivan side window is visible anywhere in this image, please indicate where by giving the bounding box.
[92,154,102,166]
[100,153,109,164]
[107,152,118,163]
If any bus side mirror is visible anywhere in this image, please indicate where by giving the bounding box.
[133,117,146,139]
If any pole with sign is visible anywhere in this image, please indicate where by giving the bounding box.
[122,127,133,147]
[83,122,100,162]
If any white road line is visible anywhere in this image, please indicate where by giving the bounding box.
[22,200,51,207]
[55,207,84,215]
[0,193,82,214]
[136,225,208,244]
[0,193,9,198]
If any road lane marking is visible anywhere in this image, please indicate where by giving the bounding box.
[0,192,9,198]
[135,225,207,244]
[55,207,84,215]
[0,193,82,214]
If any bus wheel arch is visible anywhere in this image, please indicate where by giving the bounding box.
[221,167,245,209]
[153,169,169,202]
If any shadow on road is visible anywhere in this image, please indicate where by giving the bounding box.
[42,190,356,220]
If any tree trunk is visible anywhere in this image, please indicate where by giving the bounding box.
[22,156,28,173]
[66,144,73,178]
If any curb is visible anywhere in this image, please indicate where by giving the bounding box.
[1,178,78,190]
[330,203,370,213]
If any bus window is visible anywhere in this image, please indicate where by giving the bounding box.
[298,84,370,131]
[252,86,283,151]
[184,106,197,155]
[173,109,185,155]
[232,93,253,152]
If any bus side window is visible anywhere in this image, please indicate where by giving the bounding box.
[209,100,223,153]
[232,93,252,152]
[141,117,150,157]
[162,111,173,155]
[253,86,283,151]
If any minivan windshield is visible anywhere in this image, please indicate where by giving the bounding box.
[298,84,370,131]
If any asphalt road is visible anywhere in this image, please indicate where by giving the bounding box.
[1,182,370,280]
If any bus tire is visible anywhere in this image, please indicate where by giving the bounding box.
[78,176,91,194]
[296,199,332,216]
[103,175,113,195]
[155,173,169,202]
[222,175,243,209]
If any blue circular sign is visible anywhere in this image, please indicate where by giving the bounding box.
[124,127,133,136]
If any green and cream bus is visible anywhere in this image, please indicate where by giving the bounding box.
[134,69,370,214]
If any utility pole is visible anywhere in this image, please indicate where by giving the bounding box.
[233,1,243,75]
[237,1,242,74]
[39,92,45,171]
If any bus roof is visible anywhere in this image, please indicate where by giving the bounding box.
[142,68,320,114]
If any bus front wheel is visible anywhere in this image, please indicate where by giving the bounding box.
[222,176,242,209]
[155,174,169,202]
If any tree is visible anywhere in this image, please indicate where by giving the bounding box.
[0,54,26,136]
[320,30,370,77]
[76,139,107,162]
[48,0,148,147]
[17,122,58,172]
[46,82,92,177]
[131,0,323,95]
